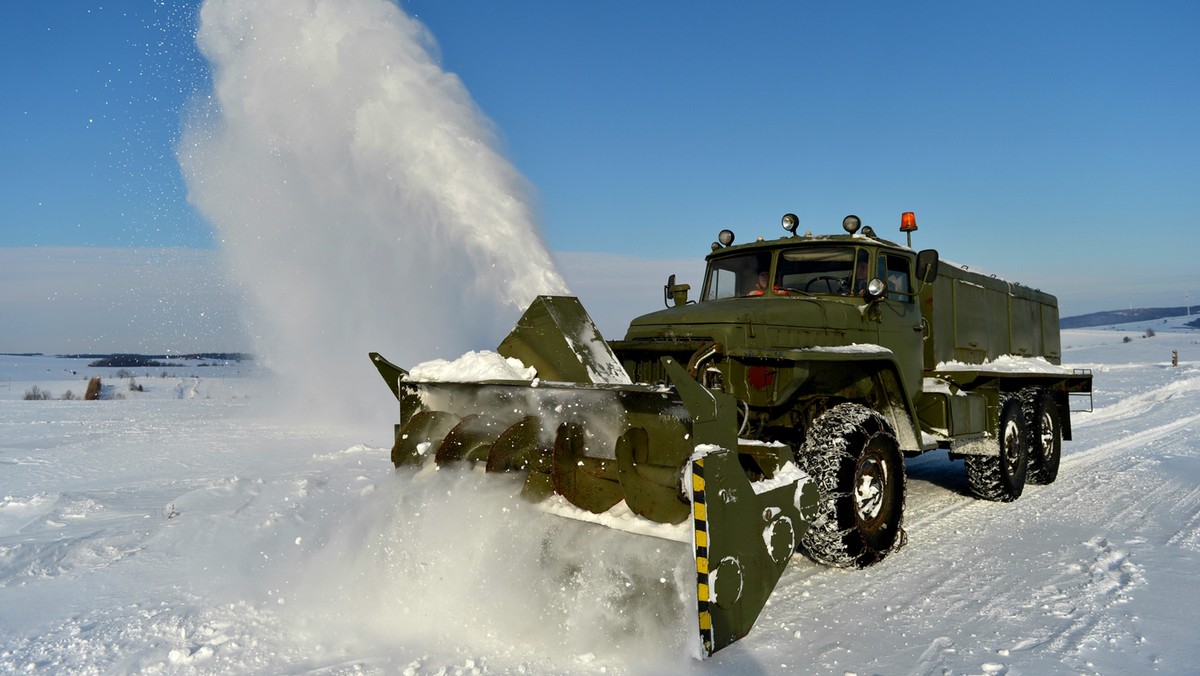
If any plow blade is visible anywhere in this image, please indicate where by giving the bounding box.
[370,296,818,657]
[664,355,819,656]
[688,446,818,656]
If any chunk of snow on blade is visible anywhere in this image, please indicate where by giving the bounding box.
[408,350,536,382]
[689,444,725,461]
[749,461,813,496]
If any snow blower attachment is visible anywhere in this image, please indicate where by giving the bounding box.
[371,296,818,657]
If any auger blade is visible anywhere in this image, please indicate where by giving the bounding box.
[615,427,690,525]
[436,413,510,464]
[485,415,545,473]
[551,422,624,514]
[481,415,557,501]
[392,410,458,466]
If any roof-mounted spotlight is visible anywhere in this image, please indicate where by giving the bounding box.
[717,229,735,247]
[781,213,800,235]
[711,242,721,251]
[842,214,861,235]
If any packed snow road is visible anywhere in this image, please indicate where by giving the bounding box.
[721,333,1200,675]
[1,323,1198,674]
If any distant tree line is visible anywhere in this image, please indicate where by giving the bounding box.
[88,356,171,368]
[83,353,253,368]
[1061,307,1197,329]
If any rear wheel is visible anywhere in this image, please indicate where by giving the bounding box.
[798,403,906,568]
[966,395,1028,501]
[1024,389,1062,485]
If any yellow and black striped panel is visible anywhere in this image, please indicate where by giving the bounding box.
[692,457,713,656]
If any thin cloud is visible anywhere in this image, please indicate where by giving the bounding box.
[0,247,248,354]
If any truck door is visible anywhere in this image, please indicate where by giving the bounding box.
[873,252,924,402]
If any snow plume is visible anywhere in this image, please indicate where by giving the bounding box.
[284,467,695,670]
[179,0,567,424]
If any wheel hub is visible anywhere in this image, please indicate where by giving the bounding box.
[1040,411,1055,449]
[854,456,887,521]
[1003,419,1021,474]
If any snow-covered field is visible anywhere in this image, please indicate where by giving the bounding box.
[2,317,1199,674]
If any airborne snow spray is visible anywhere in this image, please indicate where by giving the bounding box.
[179,0,567,426]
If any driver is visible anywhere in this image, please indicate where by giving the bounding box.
[748,270,771,296]
[749,270,789,297]
[846,257,870,296]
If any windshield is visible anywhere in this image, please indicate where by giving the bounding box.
[701,246,871,300]
[777,246,866,295]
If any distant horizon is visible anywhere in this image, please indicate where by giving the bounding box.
[1,353,257,361]
[4,304,1197,359]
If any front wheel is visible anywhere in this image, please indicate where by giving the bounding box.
[798,403,906,568]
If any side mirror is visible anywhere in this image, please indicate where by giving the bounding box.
[664,274,691,307]
[916,249,939,284]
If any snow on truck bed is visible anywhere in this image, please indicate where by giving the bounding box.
[935,354,1081,375]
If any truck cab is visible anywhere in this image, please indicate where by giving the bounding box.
[615,214,936,455]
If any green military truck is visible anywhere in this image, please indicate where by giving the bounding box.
[371,210,1092,656]
[613,212,1091,567]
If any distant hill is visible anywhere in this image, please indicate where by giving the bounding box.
[1061,307,1199,329]
[57,353,255,368]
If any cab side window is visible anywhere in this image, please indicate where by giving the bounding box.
[878,254,913,303]
[703,252,771,300]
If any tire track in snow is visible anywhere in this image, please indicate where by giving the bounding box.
[1162,485,1200,551]
[1006,536,1146,660]
[1071,371,1200,430]
[1066,408,1200,468]
[898,373,1200,543]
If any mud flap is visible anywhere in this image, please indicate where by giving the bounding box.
[663,357,819,657]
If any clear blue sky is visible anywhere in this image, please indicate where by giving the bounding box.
[2,1,1199,351]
